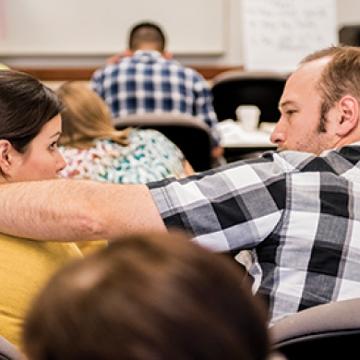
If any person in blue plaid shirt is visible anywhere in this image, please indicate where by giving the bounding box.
[91,21,223,162]
[2,46,360,326]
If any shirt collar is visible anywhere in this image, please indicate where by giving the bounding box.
[133,50,163,61]
[320,140,360,156]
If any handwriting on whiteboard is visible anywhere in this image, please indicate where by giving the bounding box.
[242,0,337,71]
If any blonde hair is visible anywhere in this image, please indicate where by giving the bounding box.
[57,82,129,148]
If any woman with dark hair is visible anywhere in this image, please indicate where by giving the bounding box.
[0,70,83,347]
[23,232,270,360]
[0,71,66,180]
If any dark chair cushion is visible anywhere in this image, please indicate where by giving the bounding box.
[113,113,213,172]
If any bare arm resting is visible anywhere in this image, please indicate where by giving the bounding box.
[0,179,166,241]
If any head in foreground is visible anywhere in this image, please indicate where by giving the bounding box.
[23,232,269,360]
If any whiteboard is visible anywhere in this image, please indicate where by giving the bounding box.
[242,0,338,72]
[0,0,225,55]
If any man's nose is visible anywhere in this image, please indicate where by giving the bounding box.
[270,119,286,145]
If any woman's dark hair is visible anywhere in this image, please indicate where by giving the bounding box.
[23,232,270,360]
[0,70,62,153]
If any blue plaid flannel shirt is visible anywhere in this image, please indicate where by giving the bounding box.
[148,144,360,324]
[91,50,220,145]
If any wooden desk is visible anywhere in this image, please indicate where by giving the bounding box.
[13,66,240,81]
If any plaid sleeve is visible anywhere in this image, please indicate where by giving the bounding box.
[192,73,220,145]
[148,154,288,252]
[90,69,105,99]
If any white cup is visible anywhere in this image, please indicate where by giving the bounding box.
[235,105,261,131]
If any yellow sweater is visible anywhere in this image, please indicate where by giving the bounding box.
[0,233,83,348]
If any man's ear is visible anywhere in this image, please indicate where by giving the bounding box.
[336,95,359,136]
[0,140,13,176]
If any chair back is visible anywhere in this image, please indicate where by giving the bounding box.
[211,71,288,123]
[271,298,360,360]
[339,25,360,46]
[113,113,213,171]
[0,336,22,360]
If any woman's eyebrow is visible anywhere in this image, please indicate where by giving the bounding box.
[50,131,62,138]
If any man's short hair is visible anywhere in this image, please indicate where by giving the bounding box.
[128,21,166,52]
[301,46,360,132]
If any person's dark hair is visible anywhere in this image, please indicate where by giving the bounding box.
[23,232,270,360]
[128,21,166,52]
[0,70,62,153]
[300,45,360,132]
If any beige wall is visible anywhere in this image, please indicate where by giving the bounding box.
[337,0,360,25]
[2,0,360,68]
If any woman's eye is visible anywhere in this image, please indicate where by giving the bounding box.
[49,142,58,150]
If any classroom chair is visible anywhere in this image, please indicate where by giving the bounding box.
[113,113,213,172]
[271,298,360,360]
[0,336,22,360]
[211,70,288,124]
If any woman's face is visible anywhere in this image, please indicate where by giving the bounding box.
[7,114,66,182]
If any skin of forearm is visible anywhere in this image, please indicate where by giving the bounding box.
[0,179,166,241]
[182,160,195,176]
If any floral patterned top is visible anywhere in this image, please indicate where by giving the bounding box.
[59,129,187,184]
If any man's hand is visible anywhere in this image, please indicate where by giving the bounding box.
[106,50,132,64]
[211,146,224,160]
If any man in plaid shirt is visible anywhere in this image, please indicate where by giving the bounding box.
[90,21,223,161]
[147,46,360,323]
[1,46,360,325]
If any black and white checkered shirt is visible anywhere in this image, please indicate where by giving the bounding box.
[148,144,360,323]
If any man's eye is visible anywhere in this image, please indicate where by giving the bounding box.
[286,110,297,116]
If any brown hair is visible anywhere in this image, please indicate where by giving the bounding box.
[128,21,166,52]
[23,232,269,360]
[56,81,129,148]
[301,45,360,132]
[0,70,61,153]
